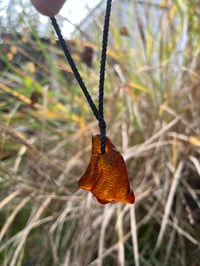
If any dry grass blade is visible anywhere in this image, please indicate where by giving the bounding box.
[0,124,38,155]
[98,205,115,266]
[10,197,52,266]
[0,216,54,254]
[12,145,28,173]
[125,117,179,160]
[130,205,139,266]
[0,123,63,183]
[182,179,200,209]
[48,232,59,264]
[63,250,71,266]
[167,218,199,246]
[0,195,31,243]
[164,196,182,264]
[140,117,180,147]
[49,201,75,254]
[154,160,184,252]
[116,205,125,266]
[124,140,172,160]
[0,196,31,242]
[89,232,132,266]
[189,155,200,176]
[0,190,21,210]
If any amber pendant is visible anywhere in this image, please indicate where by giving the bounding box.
[78,134,135,204]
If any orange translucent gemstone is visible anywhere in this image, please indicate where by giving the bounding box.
[78,133,135,204]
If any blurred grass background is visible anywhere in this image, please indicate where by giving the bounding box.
[0,0,200,265]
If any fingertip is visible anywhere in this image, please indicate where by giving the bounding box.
[31,0,65,16]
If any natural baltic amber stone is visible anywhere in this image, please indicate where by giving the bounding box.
[78,134,135,204]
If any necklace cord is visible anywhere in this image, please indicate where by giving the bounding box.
[50,0,112,154]
[98,0,112,154]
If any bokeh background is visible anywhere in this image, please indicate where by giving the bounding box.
[0,0,200,265]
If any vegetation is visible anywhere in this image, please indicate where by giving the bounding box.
[0,0,200,265]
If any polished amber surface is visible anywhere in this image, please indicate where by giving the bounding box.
[78,134,135,204]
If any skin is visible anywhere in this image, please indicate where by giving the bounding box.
[31,0,66,16]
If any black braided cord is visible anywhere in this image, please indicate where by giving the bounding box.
[50,0,112,154]
[98,0,112,154]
